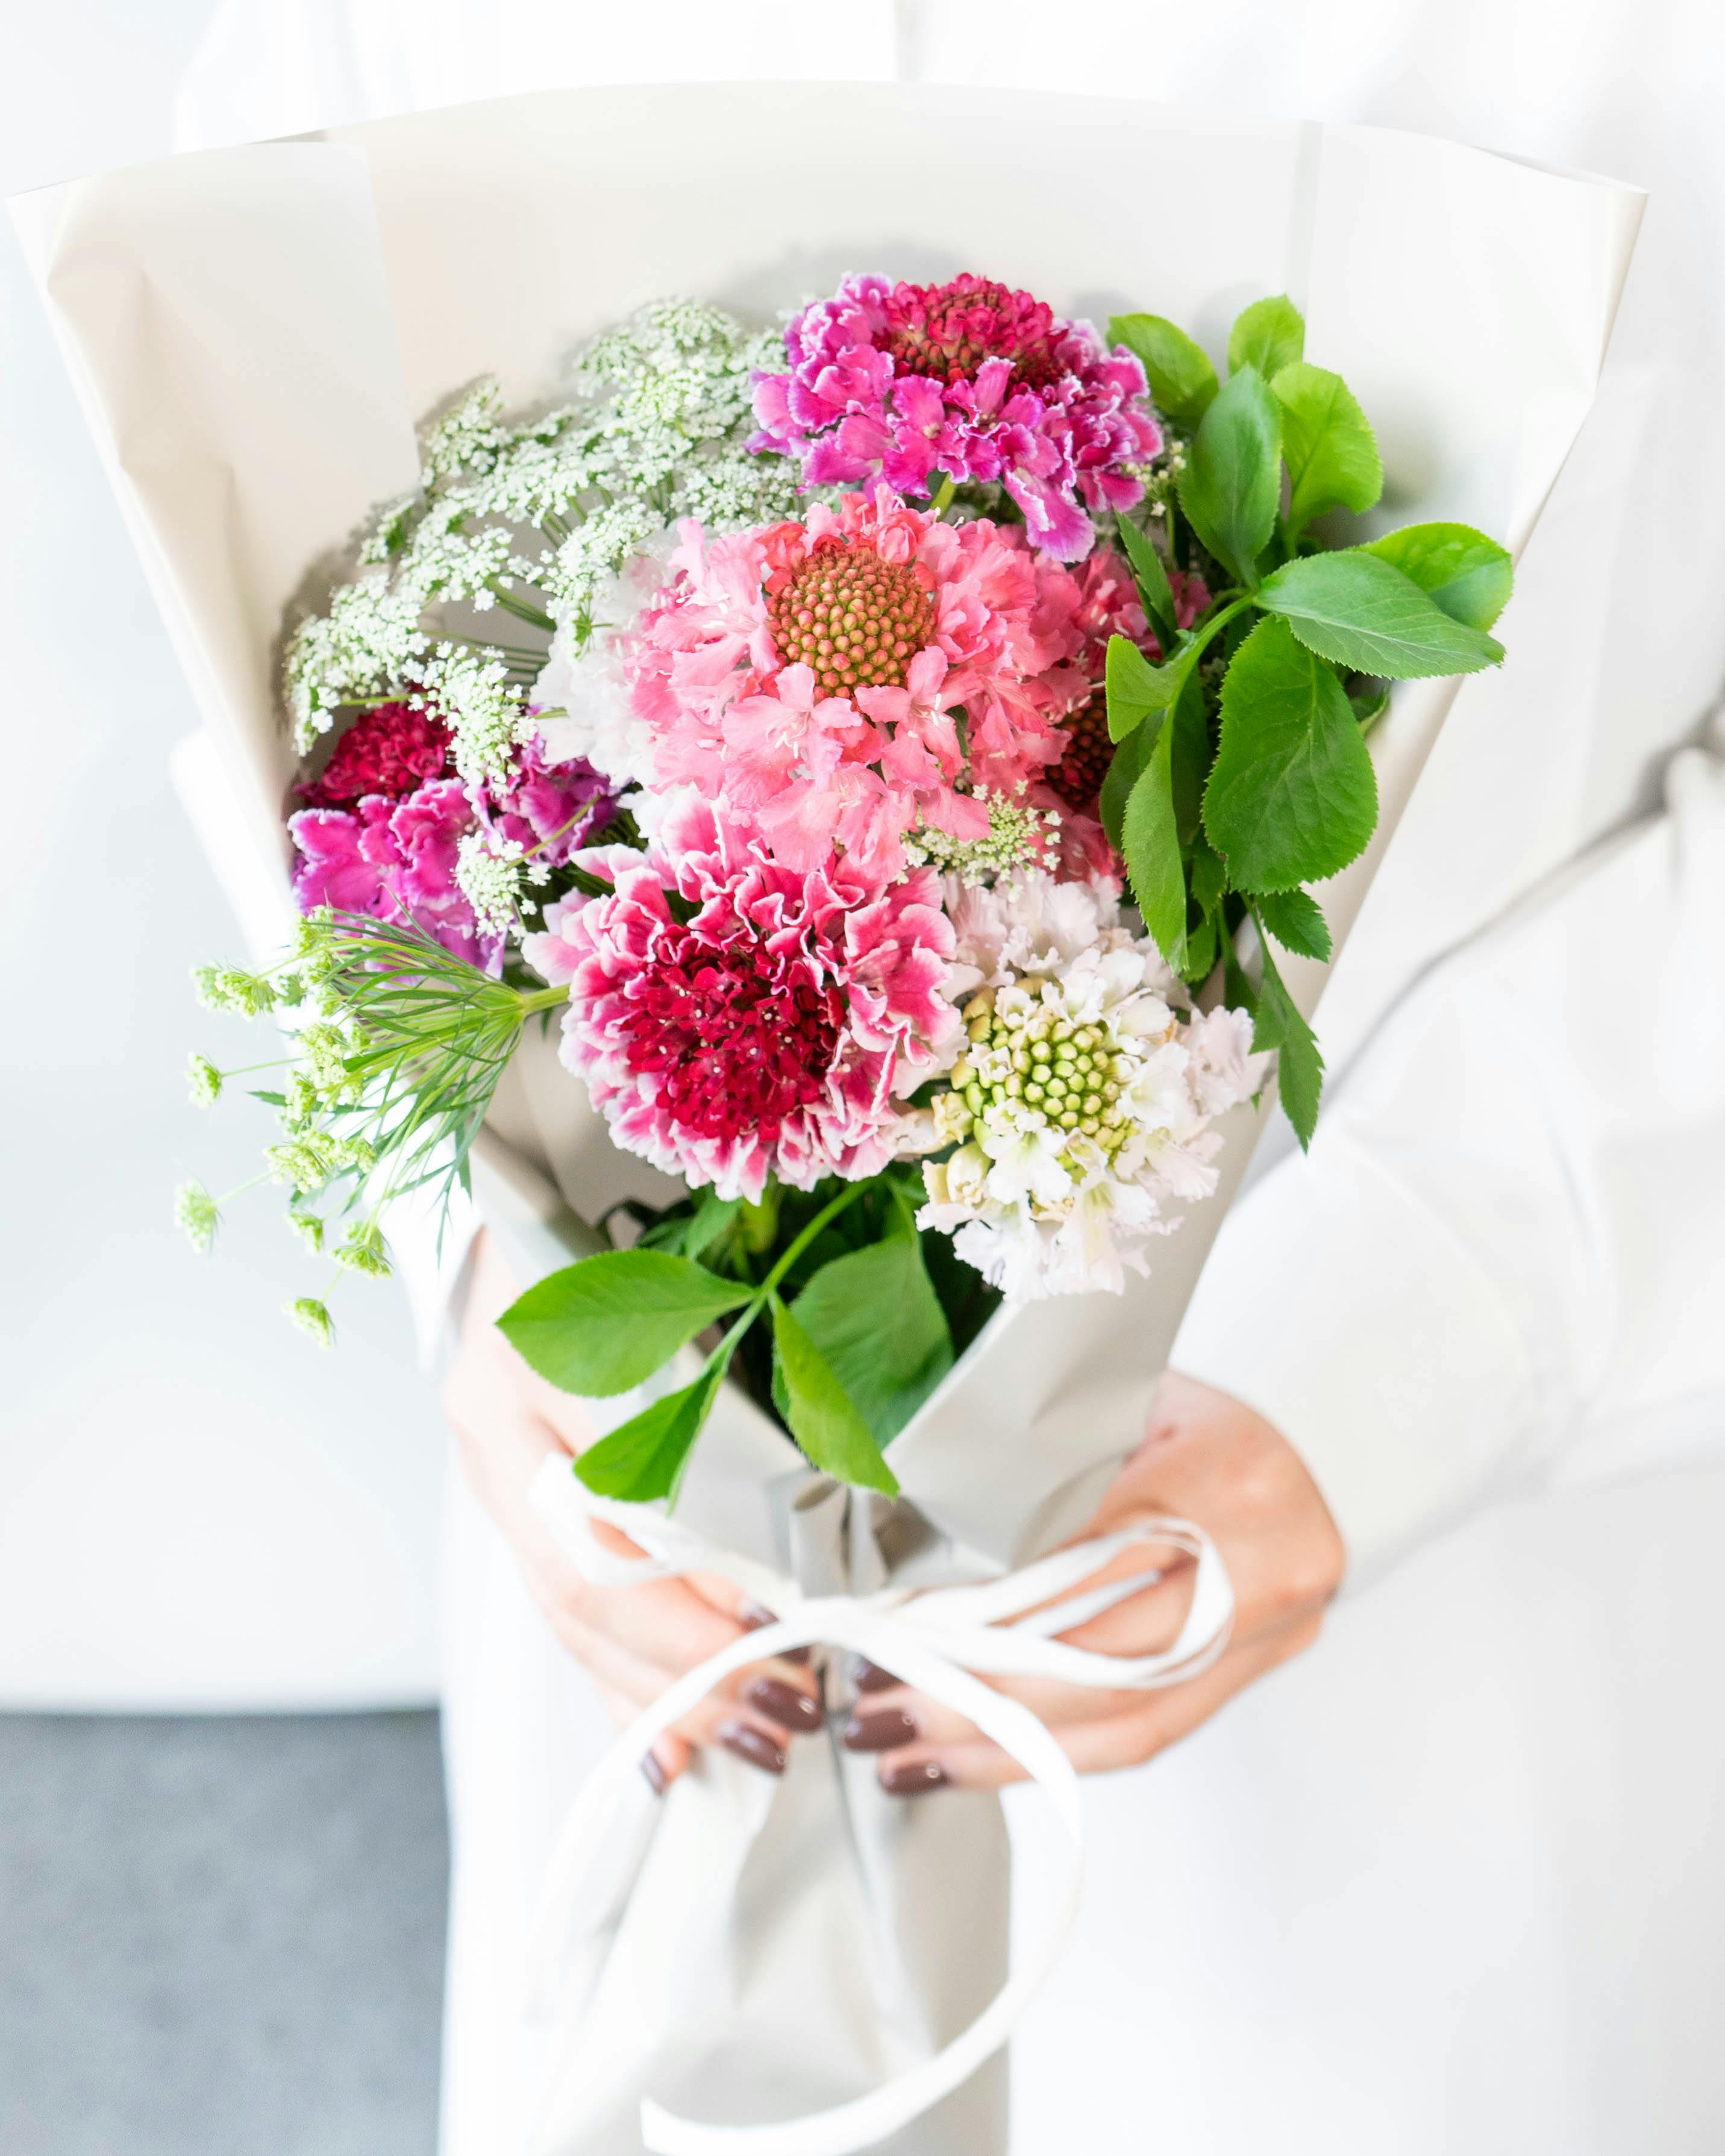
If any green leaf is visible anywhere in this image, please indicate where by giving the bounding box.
[1362,521,1514,631]
[789,1236,953,1446]
[1349,681,1391,731]
[1108,312,1218,427]
[681,1190,740,1262]
[1104,633,1177,742]
[1228,295,1304,382]
[1113,514,1177,646]
[1202,617,1378,892]
[1177,366,1282,588]
[497,1249,750,1397]
[1250,933,1326,1149]
[1271,361,1383,530]
[771,1295,900,1495]
[1255,551,1504,679]
[1169,664,1211,845]
[1122,716,1187,969]
[1251,886,1332,962]
[1190,834,1228,917]
[573,1366,724,1502]
[1099,708,1156,849]
[1183,914,1219,982]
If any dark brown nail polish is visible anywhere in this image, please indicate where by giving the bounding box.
[842,1710,918,1754]
[746,1677,822,1734]
[881,1759,948,1797]
[718,1719,786,1776]
[640,1750,667,1796]
[853,1657,897,1693]
[739,1601,811,1664]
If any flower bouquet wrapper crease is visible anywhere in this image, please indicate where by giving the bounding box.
[13,84,1641,2156]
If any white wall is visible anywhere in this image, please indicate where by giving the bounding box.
[0,0,445,1708]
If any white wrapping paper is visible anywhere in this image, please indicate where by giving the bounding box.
[11,84,1641,2152]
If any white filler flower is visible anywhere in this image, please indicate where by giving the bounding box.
[916,873,1268,1298]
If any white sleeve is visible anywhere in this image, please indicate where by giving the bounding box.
[1172,722,1725,1586]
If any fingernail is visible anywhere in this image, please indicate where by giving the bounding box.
[739,1601,811,1665]
[842,1709,918,1754]
[640,1750,667,1796]
[882,1760,948,1798]
[717,1719,786,1776]
[852,1657,897,1694]
[746,1676,823,1736]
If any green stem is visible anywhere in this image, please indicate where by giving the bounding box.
[488,583,557,633]
[928,472,956,516]
[698,1180,872,1381]
[516,984,571,1017]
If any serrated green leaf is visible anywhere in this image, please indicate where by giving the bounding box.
[1250,933,1325,1148]
[1109,312,1218,427]
[1122,716,1187,969]
[1169,665,1210,845]
[1104,633,1177,742]
[1271,361,1383,531]
[681,1190,740,1262]
[573,1366,723,1502]
[771,1295,899,1495]
[1183,914,1219,982]
[789,1236,952,1445]
[1229,295,1304,382]
[1113,514,1177,646]
[1203,617,1378,892]
[498,1249,750,1396]
[1255,551,1503,679]
[1099,709,1156,850]
[1177,366,1282,588]
[1190,836,1228,917]
[1349,681,1392,732]
[1362,521,1514,631]
[1251,886,1332,961]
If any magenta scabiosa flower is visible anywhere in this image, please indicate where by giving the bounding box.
[521,795,960,1201]
[749,274,1163,562]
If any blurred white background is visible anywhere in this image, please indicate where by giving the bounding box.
[0,0,445,1708]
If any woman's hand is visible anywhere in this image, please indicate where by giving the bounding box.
[844,1369,1345,1795]
[442,1229,822,1792]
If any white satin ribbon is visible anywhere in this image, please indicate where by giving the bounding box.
[527,1460,1235,2156]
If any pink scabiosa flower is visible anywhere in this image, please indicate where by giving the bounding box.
[520,794,960,1201]
[621,485,1106,884]
[750,274,1163,563]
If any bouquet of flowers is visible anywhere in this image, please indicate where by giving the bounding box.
[181,275,1509,1504]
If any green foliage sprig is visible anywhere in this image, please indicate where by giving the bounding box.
[1104,296,1514,1143]
[496,1172,962,1504]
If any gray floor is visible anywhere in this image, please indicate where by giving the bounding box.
[0,1713,448,2156]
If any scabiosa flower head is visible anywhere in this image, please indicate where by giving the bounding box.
[915,873,1266,1298]
[750,273,1164,562]
[617,486,1106,884]
[296,701,451,808]
[521,793,960,1201]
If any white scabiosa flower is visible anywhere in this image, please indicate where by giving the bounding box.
[915,870,1268,1299]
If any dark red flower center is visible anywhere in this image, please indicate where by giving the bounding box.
[299,701,451,808]
[1048,688,1115,818]
[765,537,937,695]
[622,923,842,1141]
[880,274,1069,393]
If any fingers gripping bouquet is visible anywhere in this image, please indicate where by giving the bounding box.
[184,280,1510,1501]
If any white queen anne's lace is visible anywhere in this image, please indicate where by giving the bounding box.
[915,874,1268,1298]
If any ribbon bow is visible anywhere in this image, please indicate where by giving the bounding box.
[528,1459,1235,2156]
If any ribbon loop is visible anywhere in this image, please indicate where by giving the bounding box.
[527,1459,1235,2156]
